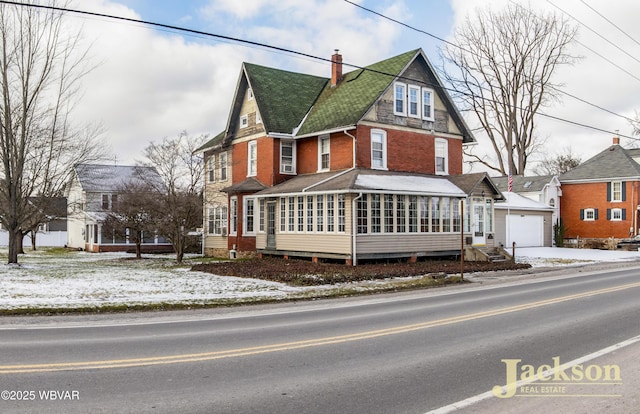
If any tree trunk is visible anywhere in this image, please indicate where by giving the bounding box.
[8,228,20,264]
[18,232,25,254]
[31,231,37,251]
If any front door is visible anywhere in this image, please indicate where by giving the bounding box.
[266,201,276,249]
[472,202,486,245]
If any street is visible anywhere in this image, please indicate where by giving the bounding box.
[1,265,640,413]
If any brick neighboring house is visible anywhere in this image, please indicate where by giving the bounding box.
[198,49,503,263]
[66,164,173,253]
[559,137,640,243]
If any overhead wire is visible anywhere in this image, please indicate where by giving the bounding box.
[0,0,637,140]
[344,0,639,136]
[580,0,640,48]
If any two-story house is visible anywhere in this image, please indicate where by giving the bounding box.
[560,137,640,243]
[66,164,172,253]
[199,49,502,264]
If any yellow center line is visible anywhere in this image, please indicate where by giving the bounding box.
[3,281,640,374]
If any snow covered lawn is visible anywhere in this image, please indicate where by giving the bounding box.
[0,249,308,311]
[1,247,638,312]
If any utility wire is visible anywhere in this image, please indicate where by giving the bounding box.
[1,0,637,141]
[580,0,640,48]
[547,0,640,66]
[345,0,637,126]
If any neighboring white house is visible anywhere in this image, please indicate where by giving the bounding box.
[66,164,172,253]
[492,175,561,227]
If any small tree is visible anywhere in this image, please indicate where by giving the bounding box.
[553,218,566,247]
[535,147,581,175]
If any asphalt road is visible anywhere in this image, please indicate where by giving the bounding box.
[1,265,640,414]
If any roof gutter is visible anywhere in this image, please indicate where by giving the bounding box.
[293,125,356,140]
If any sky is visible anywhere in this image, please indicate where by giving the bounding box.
[56,0,640,172]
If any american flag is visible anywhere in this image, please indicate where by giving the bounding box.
[508,174,513,192]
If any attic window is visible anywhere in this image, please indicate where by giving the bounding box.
[248,88,254,100]
[240,115,248,129]
[524,181,532,188]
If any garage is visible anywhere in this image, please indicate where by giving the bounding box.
[506,214,544,247]
[494,193,553,248]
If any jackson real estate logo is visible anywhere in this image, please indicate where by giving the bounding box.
[492,357,622,398]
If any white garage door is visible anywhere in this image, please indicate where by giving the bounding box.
[506,215,544,247]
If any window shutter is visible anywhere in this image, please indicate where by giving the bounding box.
[580,209,584,220]
[606,182,611,201]
[594,209,599,220]
[622,182,627,201]
[623,209,627,220]
[607,209,611,220]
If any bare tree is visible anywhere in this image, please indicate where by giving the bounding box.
[0,1,104,264]
[141,132,207,263]
[441,4,578,175]
[102,181,159,259]
[534,146,581,176]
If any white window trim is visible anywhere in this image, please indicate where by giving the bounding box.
[230,197,238,235]
[435,137,448,175]
[240,114,249,129]
[394,82,407,116]
[611,181,622,202]
[371,129,388,170]
[244,197,257,235]
[611,208,623,221]
[256,111,262,124]
[318,135,330,172]
[247,140,257,177]
[248,88,254,100]
[422,87,434,121]
[280,140,296,174]
[408,85,421,118]
[584,208,595,222]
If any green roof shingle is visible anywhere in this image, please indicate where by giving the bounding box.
[296,50,418,136]
[244,63,327,134]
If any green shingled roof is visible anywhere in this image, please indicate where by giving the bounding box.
[244,63,328,134]
[195,130,225,153]
[296,50,419,136]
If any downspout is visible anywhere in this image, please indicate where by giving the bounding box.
[344,129,357,168]
[352,193,363,266]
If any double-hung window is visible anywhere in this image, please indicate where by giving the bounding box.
[247,140,257,177]
[611,181,622,202]
[208,156,215,182]
[371,129,387,170]
[394,82,407,116]
[435,138,448,175]
[422,88,434,120]
[408,85,420,118]
[230,197,238,235]
[219,152,228,181]
[280,140,296,174]
[318,136,330,171]
[244,197,256,235]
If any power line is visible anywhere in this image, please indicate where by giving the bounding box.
[345,0,638,127]
[1,0,637,141]
[547,0,640,66]
[580,0,640,49]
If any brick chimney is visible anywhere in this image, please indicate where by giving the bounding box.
[613,136,620,145]
[331,49,343,87]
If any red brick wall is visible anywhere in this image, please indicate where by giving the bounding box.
[297,138,318,174]
[561,181,639,238]
[295,133,354,174]
[232,136,275,186]
[355,125,463,175]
